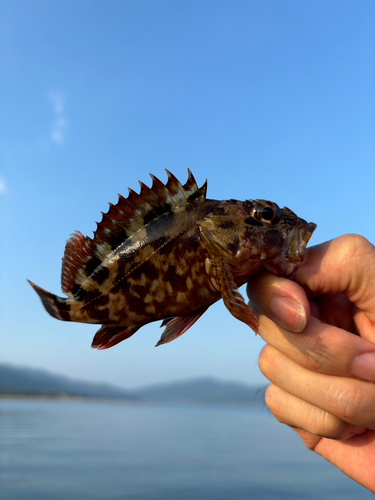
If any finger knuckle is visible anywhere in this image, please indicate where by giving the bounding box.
[319,412,348,439]
[264,385,280,414]
[334,385,364,422]
[334,234,372,265]
[258,345,278,379]
[304,336,327,373]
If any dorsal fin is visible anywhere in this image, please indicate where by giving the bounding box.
[61,231,93,294]
[60,170,207,295]
[92,169,205,249]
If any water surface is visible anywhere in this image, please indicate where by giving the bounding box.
[0,399,372,499]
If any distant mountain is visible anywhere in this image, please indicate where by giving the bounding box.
[0,363,265,404]
[0,364,137,399]
[138,378,264,404]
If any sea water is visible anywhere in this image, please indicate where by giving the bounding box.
[0,398,372,500]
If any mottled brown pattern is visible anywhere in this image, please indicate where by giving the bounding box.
[28,170,316,349]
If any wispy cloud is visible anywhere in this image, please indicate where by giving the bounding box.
[48,91,67,145]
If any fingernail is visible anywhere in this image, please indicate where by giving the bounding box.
[352,353,375,382]
[270,297,307,332]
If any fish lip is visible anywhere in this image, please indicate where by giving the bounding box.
[289,222,317,261]
[282,222,317,276]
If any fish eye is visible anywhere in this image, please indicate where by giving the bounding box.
[260,207,275,221]
[253,202,281,225]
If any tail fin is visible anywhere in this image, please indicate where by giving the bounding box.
[28,280,72,322]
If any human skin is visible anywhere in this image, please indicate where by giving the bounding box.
[246,234,375,492]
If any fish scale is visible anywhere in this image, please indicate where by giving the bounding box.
[29,170,316,349]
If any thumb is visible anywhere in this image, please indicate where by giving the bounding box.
[296,235,375,326]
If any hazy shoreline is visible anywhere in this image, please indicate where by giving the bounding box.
[0,394,264,406]
[0,363,266,404]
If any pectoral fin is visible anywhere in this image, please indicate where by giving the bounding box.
[218,259,259,333]
[199,226,259,333]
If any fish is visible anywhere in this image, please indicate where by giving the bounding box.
[28,170,316,350]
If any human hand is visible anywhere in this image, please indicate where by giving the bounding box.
[247,234,375,492]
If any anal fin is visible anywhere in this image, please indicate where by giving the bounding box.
[92,325,140,350]
[156,305,210,346]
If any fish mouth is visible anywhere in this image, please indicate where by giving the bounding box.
[264,221,317,278]
[283,222,317,276]
[287,222,317,262]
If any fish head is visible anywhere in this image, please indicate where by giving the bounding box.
[242,200,317,278]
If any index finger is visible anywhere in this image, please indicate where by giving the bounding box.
[256,313,375,382]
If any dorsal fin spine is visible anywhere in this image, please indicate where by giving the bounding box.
[183,169,197,192]
[60,170,207,295]
[165,169,183,195]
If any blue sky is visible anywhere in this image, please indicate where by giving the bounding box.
[1,0,374,389]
